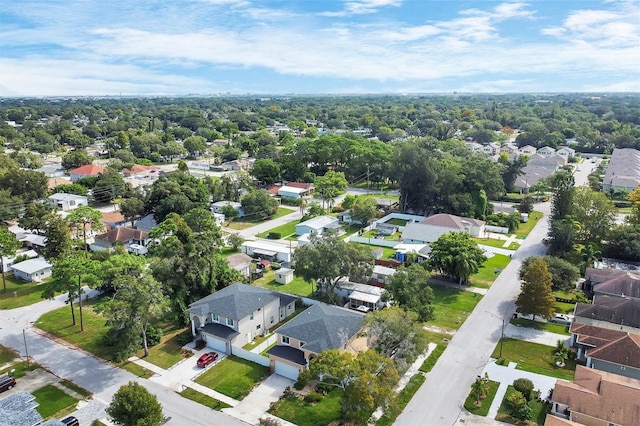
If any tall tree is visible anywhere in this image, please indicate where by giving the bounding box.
[119,197,145,226]
[628,188,640,225]
[350,197,378,226]
[240,189,279,219]
[41,215,73,260]
[427,232,486,286]
[515,257,555,320]
[571,187,615,244]
[550,170,575,221]
[383,264,434,321]
[519,256,579,291]
[67,206,104,252]
[18,203,54,233]
[250,159,280,184]
[0,226,21,292]
[106,382,163,426]
[315,170,348,208]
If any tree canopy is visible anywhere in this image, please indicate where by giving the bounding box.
[516,257,556,320]
[427,232,487,286]
[106,382,164,426]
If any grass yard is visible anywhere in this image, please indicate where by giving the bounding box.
[429,286,483,330]
[514,211,543,239]
[253,270,314,297]
[492,338,576,381]
[0,274,47,309]
[0,360,40,379]
[419,344,446,373]
[59,379,92,399]
[0,344,17,365]
[510,318,569,336]
[195,356,269,400]
[33,384,79,419]
[376,374,426,426]
[179,387,231,410]
[463,380,501,417]
[472,237,513,249]
[363,230,403,241]
[257,219,301,239]
[135,326,191,370]
[554,301,576,315]
[497,385,550,425]
[470,254,511,288]
[270,388,343,426]
[225,207,296,230]
[386,218,409,226]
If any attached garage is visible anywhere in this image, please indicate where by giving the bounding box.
[274,360,300,380]
[203,335,227,353]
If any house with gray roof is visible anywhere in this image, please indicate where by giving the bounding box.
[0,391,65,426]
[603,147,640,192]
[402,213,485,244]
[267,303,367,380]
[295,215,339,236]
[573,296,640,334]
[584,267,640,300]
[187,283,297,354]
[10,258,52,282]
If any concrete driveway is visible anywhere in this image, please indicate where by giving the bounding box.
[223,374,295,425]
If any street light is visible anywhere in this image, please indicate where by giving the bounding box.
[485,310,506,359]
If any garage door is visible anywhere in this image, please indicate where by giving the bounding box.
[204,335,227,353]
[274,360,300,380]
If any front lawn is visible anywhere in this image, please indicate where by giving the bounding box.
[135,326,191,369]
[376,374,426,426]
[514,211,543,239]
[472,237,512,249]
[510,318,569,336]
[195,356,269,400]
[33,384,79,419]
[179,387,231,410]
[497,385,550,425]
[226,207,296,230]
[463,379,501,417]
[492,338,576,381]
[253,271,314,297]
[554,301,576,315]
[471,254,511,288]
[270,388,343,426]
[419,344,446,373]
[429,286,483,330]
[0,344,17,365]
[0,274,47,309]
[257,219,301,239]
[0,360,40,379]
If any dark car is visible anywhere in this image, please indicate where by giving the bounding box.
[0,374,16,393]
[61,416,79,426]
[197,352,218,368]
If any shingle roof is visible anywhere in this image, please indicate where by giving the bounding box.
[274,303,364,354]
[419,213,485,229]
[574,297,640,329]
[587,333,640,368]
[543,415,582,426]
[0,391,43,426]
[95,227,148,243]
[570,322,627,348]
[604,148,640,190]
[226,253,253,269]
[552,366,640,426]
[188,283,296,321]
[586,268,640,299]
[297,215,338,230]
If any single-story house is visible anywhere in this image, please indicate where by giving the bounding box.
[0,391,64,426]
[241,240,293,263]
[226,253,253,277]
[91,227,149,253]
[402,213,485,244]
[1,249,39,273]
[122,164,159,176]
[330,279,389,312]
[284,182,313,195]
[375,222,398,236]
[556,147,576,158]
[48,193,88,211]
[519,145,537,155]
[267,303,367,380]
[37,163,66,177]
[69,164,105,182]
[337,210,361,225]
[188,283,297,354]
[394,243,431,263]
[549,365,640,426]
[370,264,396,287]
[100,211,130,230]
[211,201,245,218]
[11,257,52,282]
[603,148,640,193]
[277,185,307,200]
[19,233,47,251]
[275,268,294,284]
[295,215,340,236]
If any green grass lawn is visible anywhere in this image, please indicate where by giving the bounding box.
[135,327,191,369]
[472,237,513,249]
[270,388,343,426]
[492,338,576,381]
[257,219,302,239]
[0,360,40,379]
[419,344,446,373]
[463,380,501,417]
[0,344,17,365]
[253,270,314,297]
[470,254,511,288]
[195,356,269,400]
[376,374,426,426]
[0,274,48,309]
[219,247,240,259]
[514,211,543,239]
[429,286,483,330]
[510,318,569,336]
[33,384,78,419]
[179,387,231,411]
[386,218,408,226]
[497,385,550,425]
[59,379,92,399]
[226,207,296,230]
[554,301,576,315]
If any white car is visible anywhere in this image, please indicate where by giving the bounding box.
[550,314,571,325]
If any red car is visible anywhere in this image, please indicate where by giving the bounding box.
[197,352,218,367]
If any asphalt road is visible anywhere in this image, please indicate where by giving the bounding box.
[395,159,597,426]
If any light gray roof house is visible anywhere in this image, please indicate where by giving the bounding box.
[0,391,48,426]
[603,148,640,192]
[273,303,364,354]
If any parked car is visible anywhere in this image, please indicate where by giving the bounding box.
[61,416,79,426]
[550,314,571,325]
[197,352,218,368]
[0,373,16,393]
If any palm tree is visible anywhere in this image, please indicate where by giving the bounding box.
[454,252,477,289]
[554,340,570,367]
[581,243,601,270]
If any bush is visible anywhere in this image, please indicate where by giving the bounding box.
[514,404,532,421]
[145,324,163,347]
[177,329,194,345]
[195,339,206,350]
[506,390,528,413]
[293,381,305,391]
[513,378,534,401]
[268,232,281,239]
[271,263,281,270]
[304,391,323,404]
[280,197,303,206]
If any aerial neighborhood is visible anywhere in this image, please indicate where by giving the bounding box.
[1,94,640,426]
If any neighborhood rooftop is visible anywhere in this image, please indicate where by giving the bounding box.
[419,213,485,228]
[9,258,51,275]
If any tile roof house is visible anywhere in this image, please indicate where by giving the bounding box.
[584,267,640,300]
[573,296,640,334]
[100,211,130,230]
[402,213,485,244]
[267,303,367,380]
[90,227,148,253]
[603,148,640,192]
[122,164,159,176]
[69,164,105,182]
[549,365,640,426]
[188,283,297,355]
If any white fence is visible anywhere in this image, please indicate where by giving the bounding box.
[348,236,399,248]
[231,345,270,367]
[378,212,426,223]
[249,334,277,354]
[485,225,510,234]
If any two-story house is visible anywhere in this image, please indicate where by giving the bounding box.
[188,283,297,355]
[267,303,367,380]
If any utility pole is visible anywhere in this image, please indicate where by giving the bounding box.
[23,329,29,368]
[366,164,370,195]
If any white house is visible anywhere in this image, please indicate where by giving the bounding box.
[211,201,245,218]
[537,146,556,156]
[277,186,307,200]
[275,268,294,284]
[370,265,396,287]
[68,164,105,182]
[519,145,537,155]
[402,214,485,244]
[330,279,389,312]
[482,142,500,156]
[1,250,39,273]
[11,258,52,282]
[465,142,483,153]
[241,240,293,263]
[295,215,340,236]
[226,253,253,277]
[48,193,88,211]
[556,146,576,158]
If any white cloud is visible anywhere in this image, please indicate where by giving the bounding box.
[320,0,402,17]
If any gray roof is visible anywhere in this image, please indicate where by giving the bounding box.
[274,303,364,354]
[188,283,296,320]
[202,322,240,340]
[603,148,640,190]
[10,258,51,275]
[297,215,338,230]
[0,391,43,426]
[575,297,640,329]
[267,345,307,365]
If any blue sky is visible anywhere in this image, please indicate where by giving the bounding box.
[0,0,638,96]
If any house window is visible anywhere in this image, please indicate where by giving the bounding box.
[270,316,274,324]
[282,336,290,345]
[299,341,304,348]
[226,318,234,327]
[256,324,261,330]
[213,314,219,322]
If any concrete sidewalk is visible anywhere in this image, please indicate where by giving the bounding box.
[503,323,570,347]
[223,374,295,425]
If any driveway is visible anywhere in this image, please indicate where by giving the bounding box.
[503,323,571,347]
[223,374,295,425]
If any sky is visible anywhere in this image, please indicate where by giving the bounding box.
[0,0,639,96]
